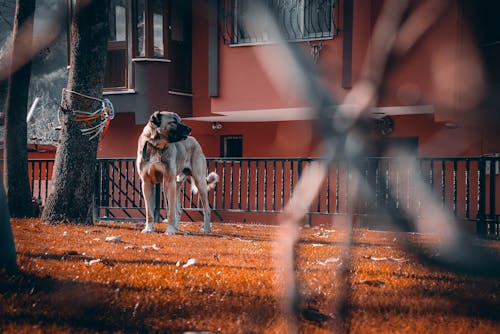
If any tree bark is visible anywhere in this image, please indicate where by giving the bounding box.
[3,0,36,218]
[41,0,109,225]
[0,174,17,273]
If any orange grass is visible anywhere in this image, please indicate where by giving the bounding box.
[1,218,499,333]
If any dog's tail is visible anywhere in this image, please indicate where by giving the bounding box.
[206,171,219,191]
[189,171,219,195]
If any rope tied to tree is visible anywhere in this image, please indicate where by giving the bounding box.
[57,88,115,141]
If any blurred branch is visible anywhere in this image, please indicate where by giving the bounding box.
[394,0,453,55]
[245,0,500,330]
[0,1,68,81]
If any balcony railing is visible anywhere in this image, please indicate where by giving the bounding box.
[221,0,336,45]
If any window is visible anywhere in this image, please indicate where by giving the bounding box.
[221,135,243,157]
[104,0,170,90]
[134,0,168,58]
[105,0,128,89]
[225,0,335,45]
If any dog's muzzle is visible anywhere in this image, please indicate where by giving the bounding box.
[168,123,192,142]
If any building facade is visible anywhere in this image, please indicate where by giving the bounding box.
[1,0,497,159]
[95,0,500,160]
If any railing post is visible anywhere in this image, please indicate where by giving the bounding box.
[102,160,110,218]
[488,157,497,236]
[93,160,102,222]
[477,157,487,237]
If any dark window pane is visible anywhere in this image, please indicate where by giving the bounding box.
[109,0,127,42]
[105,48,127,88]
[152,0,164,56]
[222,135,243,157]
[136,0,146,56]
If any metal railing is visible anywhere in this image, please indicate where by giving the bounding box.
[5,156,500,237]
[221,0,335,45]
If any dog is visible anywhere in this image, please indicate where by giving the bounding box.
[136,111,219,234]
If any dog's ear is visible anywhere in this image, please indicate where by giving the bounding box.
[167,123,192,142]
[150,111,162,127]
[173,112,182,124]
[181,124,192,138]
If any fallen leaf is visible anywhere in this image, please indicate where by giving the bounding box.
[142,244,160,251]
[317,257,340,266]
[302,307,333,323]
[85,259,101,265]
[358,279,385,287]
[183,258,198,268]
[105,236,122,243]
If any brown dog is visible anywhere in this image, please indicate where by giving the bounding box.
[136,111,218,234]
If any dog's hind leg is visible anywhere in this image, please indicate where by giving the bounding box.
[192,174,211,233]
[199,186,211,233]
[141,180,156,233]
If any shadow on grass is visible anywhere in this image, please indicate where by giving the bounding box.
[0,271,150,332]
[0,270,280,333]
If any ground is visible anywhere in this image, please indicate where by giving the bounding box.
[1,218,499,333]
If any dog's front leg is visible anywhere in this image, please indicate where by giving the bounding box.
[174,180,182,224]
[165,179,178,235]
[141,180,156,233]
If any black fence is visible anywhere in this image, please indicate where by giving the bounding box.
[7,156,500,237]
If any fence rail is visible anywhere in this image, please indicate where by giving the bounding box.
[3,156,499,237]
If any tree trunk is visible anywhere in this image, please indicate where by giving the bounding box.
[0,174,17,273]
[3,0,36,218]
[41,0,109,225]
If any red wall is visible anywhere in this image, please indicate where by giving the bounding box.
[54,111,500,160]
[188,120,322,158]
[97,113,143,158]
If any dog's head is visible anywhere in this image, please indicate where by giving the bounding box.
[149,111,192,142]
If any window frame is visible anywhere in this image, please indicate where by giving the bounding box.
[104,0,171,91]
[104,0,131,91]
[132,0,170,59]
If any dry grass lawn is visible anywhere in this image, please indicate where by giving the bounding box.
[1,218,499,333]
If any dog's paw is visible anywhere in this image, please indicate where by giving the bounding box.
[165,225,178,235]
[203,226,211,234]
[141,227,154,233]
